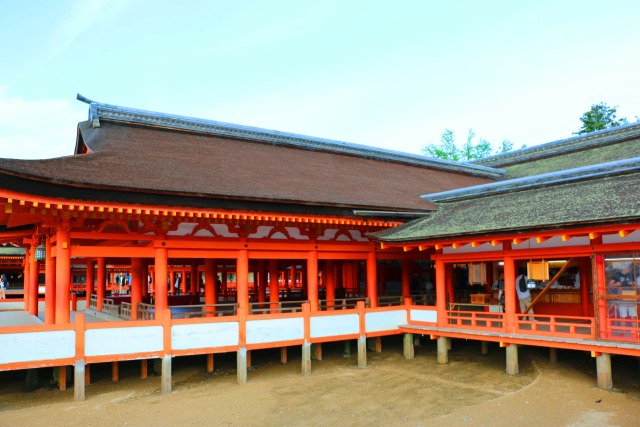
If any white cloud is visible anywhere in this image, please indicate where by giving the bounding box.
[0,88,87,159]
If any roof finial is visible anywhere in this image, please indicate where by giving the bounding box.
[76,93,95,104]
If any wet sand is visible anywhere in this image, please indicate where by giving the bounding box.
[1,337,640,426]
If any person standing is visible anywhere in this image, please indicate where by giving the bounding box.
[515,267,534,320]
[0,273,8,299]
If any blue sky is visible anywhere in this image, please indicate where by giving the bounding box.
[1,0,639,159]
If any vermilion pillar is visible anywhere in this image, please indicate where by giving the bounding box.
[595,255,608,339]
[367,251,378,308]
[258,260,267,303]
[445,264,454,305]
[325,261,335,309]
[44,236,56,324]
[28,240,39,316]
[237,250,249,310]
[96,257,106,312]
[435,259,446,327]
[401,260,411,297]
[204,259,216,306]
[579,257,590,317]
[503,256,516,332]
[190,262,199,295]
[154,247,168,312]
[85,259,94,304]
[55,227,71,324]
[307,251,319,311]
[268,259,279,311]
[130,258,143,320]
[23,248,30,311]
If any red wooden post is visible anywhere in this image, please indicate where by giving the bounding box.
[268,259,279,313]
[131,257,143,320]
[44,236,56,324]
[307,251,319,311]
[503,256,516,332]
[55,226,71,324]
[325,260,335,309]
[28,239,38,316]
[595,255,608,339]
[401,259,411,298]
[155,247,168,312]
[23,248,30,311]
[367,251,378,308]
[237,249,249,310]
[435,259,446,327]
[96,257,106,312]
[579,257,590,317]
[85,258,94,305]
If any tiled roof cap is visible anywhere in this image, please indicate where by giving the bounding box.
[423,156,640,202]
[77,94,505,179]
[473,121,640,167]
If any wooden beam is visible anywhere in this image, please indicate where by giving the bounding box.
[524,257,577,313]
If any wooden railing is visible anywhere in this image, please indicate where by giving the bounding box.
[89,294,98,311]
[514,313,596,339]
[249,300,306,314]
[445,309,504,331]
[320,297,369,311]
[120,302,133,319]
[137,303,155,320]
[101,299,120,317]
[171,303,238,319]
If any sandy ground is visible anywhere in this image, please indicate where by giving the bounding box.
[1,337,640,426]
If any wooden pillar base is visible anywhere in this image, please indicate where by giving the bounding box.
[506,344,519,375]
[237,348,247,384]
[141,360,148,379]
[596,353,613,389]
[437,337,448,364]
[207,354,214,372]
[312,343,322,361]
[357,335,367,368]
[481,341,489,355]
[550,348,558,363]
[59,366,67,391]
[247,350,252,368]
[302,342,312,376]
[403,333,414,360]
[85,364,91,385]
[74,360,85,401]
[281,347,288,364]
[413,335,421,347]
[112,361,119,382]
[343,340,351,358]
[25,369,39,392]
[161,355,172,394]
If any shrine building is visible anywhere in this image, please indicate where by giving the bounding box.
[1,95,639,400]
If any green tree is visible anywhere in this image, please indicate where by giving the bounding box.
[422,129,513,161]
[575,102,628,134]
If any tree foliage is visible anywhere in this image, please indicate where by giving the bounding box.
[422,129,514,161]
[575,102,628,135]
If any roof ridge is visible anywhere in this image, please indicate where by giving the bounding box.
[422,156,640,202]
[472,121,640,167]
[78,94,504,179]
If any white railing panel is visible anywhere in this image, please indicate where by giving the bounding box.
[246,318,304,345]
[172,322,239,350]
[365,310,407,333]
[311,314,359,338]
[0,330,75,364]
[410,308,438,323]
[85,326,163,357]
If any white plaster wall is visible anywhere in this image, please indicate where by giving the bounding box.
[410,309,437,323]
[85,326,163,357]
[0,330,75,364]
[310,314,359,338]
[246,318,304,344]
[172,322,239,350]
[365,310,407,333]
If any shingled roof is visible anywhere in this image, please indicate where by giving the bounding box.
[371,160,640,243]
[473,121,640,180]
[0,98,502,217]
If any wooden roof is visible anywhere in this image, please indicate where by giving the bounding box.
[0,101,497,217]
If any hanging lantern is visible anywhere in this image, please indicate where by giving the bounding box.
[35,242,46,261]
